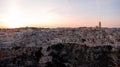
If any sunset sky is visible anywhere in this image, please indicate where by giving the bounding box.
[0,0,120,28]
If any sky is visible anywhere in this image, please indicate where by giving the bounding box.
[0,0,120,28]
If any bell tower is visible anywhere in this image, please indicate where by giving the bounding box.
[99,21,101,28]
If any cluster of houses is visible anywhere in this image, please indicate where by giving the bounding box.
[0,27,120,48]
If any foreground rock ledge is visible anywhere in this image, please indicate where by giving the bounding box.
[0,43,120,67]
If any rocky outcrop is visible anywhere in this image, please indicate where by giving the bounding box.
[0,43,120,67]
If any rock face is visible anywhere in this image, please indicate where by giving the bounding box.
[0,43,120,67]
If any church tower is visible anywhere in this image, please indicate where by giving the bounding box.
[99,21,101,28]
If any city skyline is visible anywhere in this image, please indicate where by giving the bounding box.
[0,0,120,28]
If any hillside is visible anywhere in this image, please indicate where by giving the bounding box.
[0,43,120,67]
[0,27,120,67]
